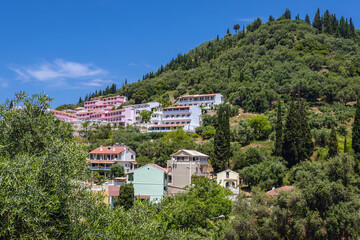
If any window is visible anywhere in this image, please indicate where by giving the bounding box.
[131,155,134,159]
[168,175,172,183]
[226,172,229,178]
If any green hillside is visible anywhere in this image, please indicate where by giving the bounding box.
[118,12,360,112]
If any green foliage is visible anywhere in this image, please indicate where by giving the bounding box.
[139,110,151,123]
[282,101,314,167]
[353,100,360,156]
[110,164,125,178]
[328,127,338,158]
[232,147,269,170]
[247,115,272,140]
[232,120,254,146]
[240,160,287,190]
[118,183,134,210]
[274,101,283,155]
[195,125,216,139]
[213,104,231,172]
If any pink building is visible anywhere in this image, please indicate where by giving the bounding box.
[51,107,136,125]
[84,96,127,111]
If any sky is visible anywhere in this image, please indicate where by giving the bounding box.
[0,0,359,108]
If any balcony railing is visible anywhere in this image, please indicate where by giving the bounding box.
[195,172,209,177]
[90,167,111,170]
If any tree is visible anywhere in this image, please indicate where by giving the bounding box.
[274,101,283,155]
[313,8,322,31]
[328,127,338,158]
[212,104,231,173]
[247,115,271,140]
[118,183,134,210]
[226,28,230,35]
[282,101,314,167]
[353,99,360,156]
[140,110,151,123]
[110,164,125,178]
[268,15,275,22]
[338,125,348,152]
[227,65,231,78]
[283,8,291,20]
[133,89,149,104]
[233,24,240,33]
[305,14,311,25]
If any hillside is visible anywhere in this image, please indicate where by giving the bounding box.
[118,14,360,112]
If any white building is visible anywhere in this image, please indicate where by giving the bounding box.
[217,169,240,197]
[147,105,201,132]
[176,93,224,109]
[87,143,137,177]
[123,102,160,123]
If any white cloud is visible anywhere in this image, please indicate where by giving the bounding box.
[0,79,8,88]
[81,78,114,87]
[10,59,106,82]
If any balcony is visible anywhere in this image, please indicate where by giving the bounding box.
[195,172,209,177]
[90,166,111,170]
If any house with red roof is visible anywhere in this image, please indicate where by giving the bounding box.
[87,143,137,178]
[127,163,168,203]
[176,93,224,109]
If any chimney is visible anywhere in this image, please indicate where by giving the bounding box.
[100,145,103,151]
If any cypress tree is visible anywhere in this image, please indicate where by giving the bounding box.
[268,15,275,22]
[305,14,311,25]
[353,99,360,156]
[328,127,338,158]
[283,8,291,19]
[213,104,231,173]
[282,100,313,167]
[313,8,322,31]
[227,66,231,78]
[118,183,134,210]
[274,101,283,156]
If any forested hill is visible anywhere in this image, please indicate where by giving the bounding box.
[117,9,360,113]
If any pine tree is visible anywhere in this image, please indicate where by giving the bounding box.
[274,101,283,156]
[352,99,360,156]
[283,9,291,19]
[268,15,275,22]
[313,8,322,31]
[328,127,338,158]
[213,104,231,173]
[78,97,83,104]
[226,28,230,35]
[9,100,13,109]
[305,14,311,25]
[295,14,300,20]
[125,78,128,85]
[118,183,134,210]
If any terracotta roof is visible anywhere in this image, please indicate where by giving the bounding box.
[148,124,186,128]
[163,106,190,110]
[134,195,150,199]
[266,186,295,196]
[108,186,120,196]
[89,146,129,154]
[179,93,219,98]
[149,164,168,173]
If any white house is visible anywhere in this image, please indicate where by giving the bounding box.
[217,169,240,197]
[123,102,160,123]
[148,105,201,133]
[87,143,137,177]
[176,93,224,109]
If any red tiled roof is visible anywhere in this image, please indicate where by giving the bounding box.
[134,195,150,199]
[150,164,168,173]
[179,93,219,98]
[266,186,295,196]
[108,186,120,197]
[89,146,129,154]
[149,124,186,128]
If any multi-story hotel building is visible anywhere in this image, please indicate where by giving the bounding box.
[176,93,224,109]
[84,96,127,111]
[147,105,201,132]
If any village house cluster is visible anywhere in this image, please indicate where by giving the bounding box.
[51,93,224,133]
[87,145,241,203]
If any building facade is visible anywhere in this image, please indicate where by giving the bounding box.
[123,102,160,123]
[148,105,201,132]
[167,149,210,194]
[84,95,127,111]
[216,169,240,196]
[87,143,137,177]
[176,93,224,109]
[127,164,168,203]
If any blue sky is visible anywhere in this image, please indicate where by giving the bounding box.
[0,0,359,107]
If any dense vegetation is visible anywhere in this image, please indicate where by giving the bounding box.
[4,8,360,239]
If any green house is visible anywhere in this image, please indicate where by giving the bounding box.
[127,164,168,203]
